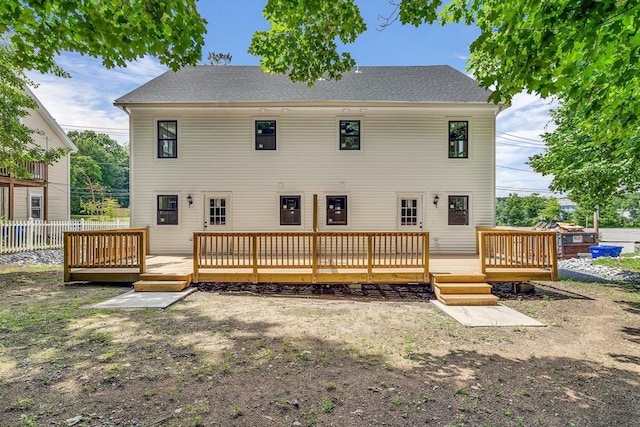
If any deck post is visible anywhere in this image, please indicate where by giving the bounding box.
[550,232,558,281]
[63,232,70,282]
[139,231,147,273]
[367,235,373,283]
[311,233,318,283]
[192,233,200,283]
[423,232,429,282]
[479,232,487,276]
[252,235,258,283]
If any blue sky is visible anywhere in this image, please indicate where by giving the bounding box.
[27,0,554,197]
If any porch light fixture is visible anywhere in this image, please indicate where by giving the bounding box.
[433,195,439,208]
[187,194,193,208]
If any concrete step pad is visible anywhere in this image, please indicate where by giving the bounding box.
[438,293,499,306]
[134,280,189,292]
[431,273,486,284]
[435,282,492,295]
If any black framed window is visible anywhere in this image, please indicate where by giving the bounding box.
[448,121,468,158]
[157,195,178,225]
[158,120,177,158]
[339,120,360,150]
[448,195,469,225]
[255,120,276,150]
[280,196,301,226]
[327,196,347,225]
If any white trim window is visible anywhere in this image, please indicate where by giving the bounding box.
[339,120,361,150]
[30,194,43,219]
[448,120,469,158]
[255,120,277,150]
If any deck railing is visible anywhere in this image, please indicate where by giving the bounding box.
[478,229,558,280]
[0,162,46,180]
[193,232,429,283]
[63,228,148,282]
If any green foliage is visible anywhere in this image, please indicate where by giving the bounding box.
[208,52,232,65]
[0,0,207,75]
[495,193,548,226]
[80,198,121,220]
[530,102,640,209]
[249,0,366,84]
[539,198,561,222]
[0,45,67,177]
[69,131,128,214]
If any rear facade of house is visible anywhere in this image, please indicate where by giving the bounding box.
[116,65,504,255]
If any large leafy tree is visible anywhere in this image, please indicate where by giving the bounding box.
[495,193,548,227]
[0,0,206,176]
[68,131,129,215]
[0,45,67,178]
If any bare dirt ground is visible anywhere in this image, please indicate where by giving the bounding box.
[1,266,639,426]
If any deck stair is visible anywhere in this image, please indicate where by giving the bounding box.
[431,273,498,306]
[133,272,192,292]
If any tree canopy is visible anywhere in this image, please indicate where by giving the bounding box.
[0,0,206,75]
[0,0,206,176]
[68,131,129,215]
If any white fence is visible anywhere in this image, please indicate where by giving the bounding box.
[0,219,131,254]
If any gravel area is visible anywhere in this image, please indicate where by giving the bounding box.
[0,249,63,266]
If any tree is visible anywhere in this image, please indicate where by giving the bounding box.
[539,198,561,222]
[529,102,640,209]
[1,0,206,177]
[495,193,548,227]
[0,45,68,178]
[69,131,129,215]
[208,52,232,65]
[0,0,206,75]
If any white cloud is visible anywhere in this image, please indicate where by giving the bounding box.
[26,55,167,144]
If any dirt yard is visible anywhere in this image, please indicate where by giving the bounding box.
[1,266,639,426]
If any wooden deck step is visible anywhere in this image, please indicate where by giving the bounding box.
[431,273,486,284]
[437,293,499,306]
[435,282,492,295]
[140,272,192,282]
[134,280,190,292]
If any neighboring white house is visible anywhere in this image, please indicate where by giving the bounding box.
[0,87,77,221]
[115,65,506,254]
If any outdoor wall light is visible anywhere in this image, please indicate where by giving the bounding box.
[433,195,440,208]
[187,194,193,208]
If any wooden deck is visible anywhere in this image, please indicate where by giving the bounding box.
[63,228,558,302]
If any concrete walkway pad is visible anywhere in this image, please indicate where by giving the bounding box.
[431,300,545,327]
[88,288,197,309]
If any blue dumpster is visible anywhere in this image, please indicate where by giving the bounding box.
[589,245,623,258]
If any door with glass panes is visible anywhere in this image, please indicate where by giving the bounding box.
[397,194,423,231]
[203,193,231,230]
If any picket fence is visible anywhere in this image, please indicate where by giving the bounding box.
[0,219,130,254]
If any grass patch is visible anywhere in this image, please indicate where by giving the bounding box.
[593,254,640,272]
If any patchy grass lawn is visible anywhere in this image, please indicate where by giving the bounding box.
[594,253,640,272]
[1,266,639,426]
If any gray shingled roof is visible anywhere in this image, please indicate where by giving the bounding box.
[114,65,493,105]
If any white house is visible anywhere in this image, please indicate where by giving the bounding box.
[115,65,505,254]
[0,87,77,221]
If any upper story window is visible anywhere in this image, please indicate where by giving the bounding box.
[327,195,348,225]
[280,196,301,226]
[255,120,276,150]
[339,120,360,150]
[157,195,178,225]
[448,195,469,225]
[448,121,468,158]
[30,195,42,219]
[158,120,177,158]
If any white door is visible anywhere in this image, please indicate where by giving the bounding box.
[203,193,231,230]
[397,194,424,231]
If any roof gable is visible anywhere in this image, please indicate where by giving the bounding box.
[115,65,495,106]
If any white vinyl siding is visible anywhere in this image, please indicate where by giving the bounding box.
[128,107,497,254]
